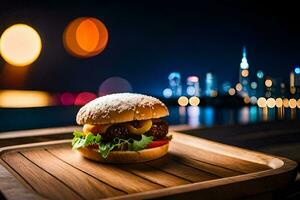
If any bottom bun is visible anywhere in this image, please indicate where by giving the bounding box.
[77,143,169,163]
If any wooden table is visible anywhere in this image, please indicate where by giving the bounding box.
[0,124,298,200]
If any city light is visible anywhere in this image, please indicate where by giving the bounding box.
[99,77,132,96]
[257,70,264,79]
[63,17,108,57]
[243,96,250,104]
[235,83,242,92]
[257,97,267,108]
[0,24,42,66]
[228,88,236,95]
[250,96,257,104]
[295,67,300,74]
[250,82,257,89]
[241,69,249,77]
[275,98,283,107]
[0,90,51,108]
[297,99,300,109]
[283,98,289,108]
[266,98,276,108]
[74,92,97,105]
[189,96,200,106]
[60,92,75,106]
[178,96,189,106]
[163,88,172,98]
[186,86,196,96]
[289,98,297,109]
[265,79,272,87]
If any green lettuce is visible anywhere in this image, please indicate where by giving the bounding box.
[72,131,153,158]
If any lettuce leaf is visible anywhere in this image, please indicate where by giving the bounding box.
[71,131,153,158]
[72,131,102,150]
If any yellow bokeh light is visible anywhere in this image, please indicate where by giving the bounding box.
[275,98,283,107]
[257,97,267,108]
[289,98,297,109]
[178,96,189,106]
[0,90,51,108]
[0,24,42,67]
[189,96,200,106]
[266,98,276,108]
[228,88,235,95]
[283,98,289,108]
[235,83,242,92]
[241,69,249,77]
[265,79,272,87]
[297,99,300,109]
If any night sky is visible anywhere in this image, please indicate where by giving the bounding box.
[0,0,299,96]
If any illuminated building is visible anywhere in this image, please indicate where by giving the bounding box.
[186,76,200,96]
[205,72,218,97]
[239,46,250,96]
[168,72,182,97]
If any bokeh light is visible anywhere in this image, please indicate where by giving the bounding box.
[186,86,196,96]
[0,24,42,66]
[257,70,264,79]
[243,96,250,104]
[60,92,75,106]
[0,90,51,108]
[74,92,97,105]
[250,82,257,89]
[178,96,189,106]
[241,69,249,77]
[266,98,276,108]
[275,98,283,107]
[163,88,172,98]
[63,17,108,58]
[295,67,300,74]
[189,96,200,106]
[297,99,300,109]
[265,79,272,87]
[235,83,242,92]
[283,98,289,108]
[257,97,267,108]
[289,98,297,109]
[228,88,236,95]
[99,77,132,96]
[250,96,257,104]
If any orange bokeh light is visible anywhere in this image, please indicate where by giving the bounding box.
[63,17,108,58]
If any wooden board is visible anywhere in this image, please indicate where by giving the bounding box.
[0,129,297,200]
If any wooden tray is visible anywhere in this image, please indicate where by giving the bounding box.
[0,130,297,200]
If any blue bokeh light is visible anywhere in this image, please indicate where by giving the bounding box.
[257,70,264,79]
[295,67,300,74]
[163,88,172,98]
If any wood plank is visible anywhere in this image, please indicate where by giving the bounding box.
[170,154,243,177]
[170,140,271,173]
[47,146,163,193]
[21,149,124,199]
[120,163,191,187]
[146,154,219,182]
[2,152,82,200]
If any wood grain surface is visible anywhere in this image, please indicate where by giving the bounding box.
[0,129,297,200]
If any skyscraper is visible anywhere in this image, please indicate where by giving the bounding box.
[239,46,250,96]
[168,72,182,97]
[205,72,218,97]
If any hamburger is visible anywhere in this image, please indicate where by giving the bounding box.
[72,93,171,163]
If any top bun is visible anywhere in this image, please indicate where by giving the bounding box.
[76,93,169,125]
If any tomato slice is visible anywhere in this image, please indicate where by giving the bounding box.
[147,140,169,149]
[87,144,99,149]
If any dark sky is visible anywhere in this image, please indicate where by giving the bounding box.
[0,0,299,96]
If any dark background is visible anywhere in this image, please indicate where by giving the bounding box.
[0,0,299,96]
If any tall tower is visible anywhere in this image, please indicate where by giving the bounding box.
[239,46,250,96]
